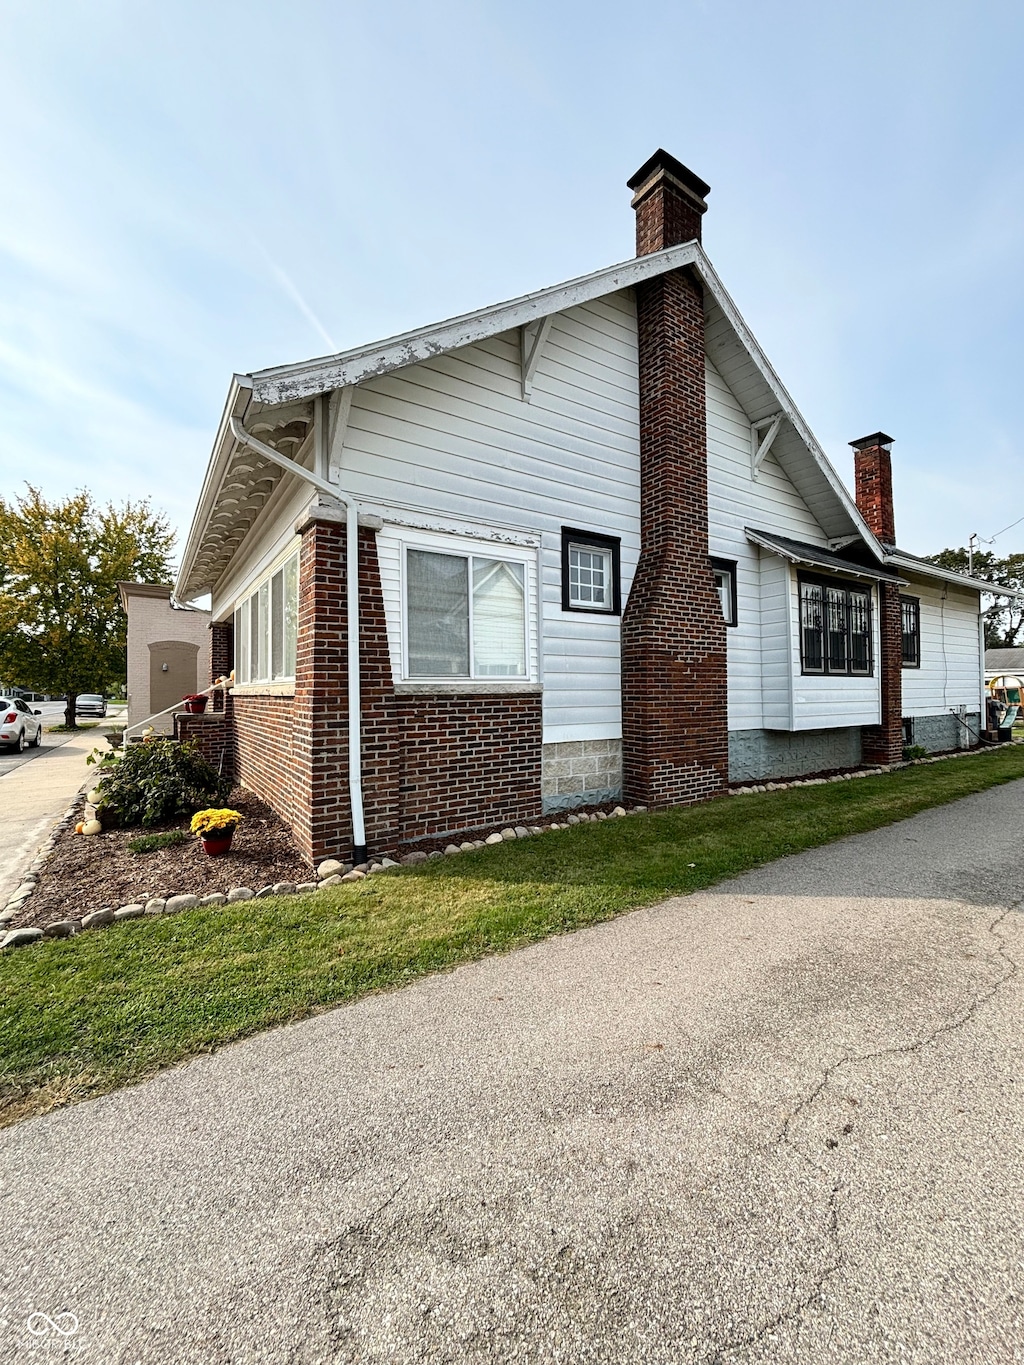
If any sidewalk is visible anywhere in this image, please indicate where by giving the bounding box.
[0,729,110,908]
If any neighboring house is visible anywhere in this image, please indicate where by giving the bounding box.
[985,647,1024,682]
[118,583,211,735]
[174,149,995,866]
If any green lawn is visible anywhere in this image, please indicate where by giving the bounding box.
[4,745,1024,1127]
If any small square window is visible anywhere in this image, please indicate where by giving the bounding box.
[710,557,738,627]
[561,528,621,614]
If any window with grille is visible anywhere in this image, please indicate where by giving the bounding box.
[799,576,873,676]
[561,528,621,614]
[900,595,921,667]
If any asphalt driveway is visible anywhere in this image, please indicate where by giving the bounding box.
[2,783,1023,1363]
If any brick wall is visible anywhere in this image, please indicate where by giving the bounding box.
[210,621,234,682]
[862,580,904,764]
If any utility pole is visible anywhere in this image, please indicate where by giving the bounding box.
[969,532,978,576]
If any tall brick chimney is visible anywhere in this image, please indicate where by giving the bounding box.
[850,432,903,765]
[620,152,728,808]
[626,148,710,256]
[851,431,896,545]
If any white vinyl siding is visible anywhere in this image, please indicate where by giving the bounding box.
[900,575,982,716]
[705,358,833,732]
[333,292,639,742]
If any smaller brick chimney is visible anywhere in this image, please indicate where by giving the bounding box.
[851,432,896,545]
[627,149,710,256]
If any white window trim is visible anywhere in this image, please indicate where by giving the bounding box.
[567,542,613,611]
[232,548,299,686]
[395,528,540,686]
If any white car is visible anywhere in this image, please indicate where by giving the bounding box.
[0,697,43,753]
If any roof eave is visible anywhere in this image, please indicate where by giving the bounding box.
[884,551,1020,597]
[174,376,254,603]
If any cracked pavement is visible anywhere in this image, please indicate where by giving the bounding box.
[2,783,1024,1363]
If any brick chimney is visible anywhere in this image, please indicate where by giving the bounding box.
[620,152,728,808]
[850,432,903,765]
[626,148,710,256]
[851,432,896,545]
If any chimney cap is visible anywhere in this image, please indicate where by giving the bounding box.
[627,149,710,201]
[849,431,895,452]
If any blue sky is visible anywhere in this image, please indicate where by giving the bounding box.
[1,0,1022,566]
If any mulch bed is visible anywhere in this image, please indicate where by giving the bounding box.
[14,787,311,930]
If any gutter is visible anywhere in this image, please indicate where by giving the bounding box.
[226,401,368,865]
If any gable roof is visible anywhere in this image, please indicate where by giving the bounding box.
[176,241,886,601]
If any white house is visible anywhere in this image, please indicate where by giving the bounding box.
[174,150,993,866]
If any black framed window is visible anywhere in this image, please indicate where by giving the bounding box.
[561,528,621,614]
[710,557,738,626]
[901,595,921,667]
[799,575,873,676]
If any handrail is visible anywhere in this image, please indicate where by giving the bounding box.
[122,683,223,740]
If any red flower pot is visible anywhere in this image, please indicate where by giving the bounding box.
[200,831,234,856]
[183,696,208,714]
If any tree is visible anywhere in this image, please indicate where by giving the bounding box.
[922,547,1024,648]
[0,487,175,727]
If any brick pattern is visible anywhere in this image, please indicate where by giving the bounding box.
[861,580,904,764]
[621,265,729,809]
[854,444,896,544]
[634,181,704,255]
[174,710,235,783]
[210,621,234,683]
[393,694,542,841]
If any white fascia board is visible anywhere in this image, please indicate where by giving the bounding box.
[249,243,701,405]
[886,552,1021,597]
[174,375,254,602]
[692,248,885,563]
[746,529,904,584]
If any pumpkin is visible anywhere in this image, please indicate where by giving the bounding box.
[75,821,85,834]
[81,819,102,836]
[86,788,102,805]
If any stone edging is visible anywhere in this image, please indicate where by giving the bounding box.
[1,740,1013,952]
[0,804,644,951]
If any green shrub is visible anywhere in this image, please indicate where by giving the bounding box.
[91,739,230,828]
[127,829,191,855]
[903,744,929,760]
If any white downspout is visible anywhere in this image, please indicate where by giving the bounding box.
[228,411,367,862]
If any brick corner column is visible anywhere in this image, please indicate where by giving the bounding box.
[862,580,904,765]
[210,619,234,682]
[293,504,397,865]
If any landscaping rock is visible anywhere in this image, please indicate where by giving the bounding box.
[633,805,647,812]
[272,882,296,896]
[501,828,517,841]
[164,894,200,914]
[472,840,485,849]
[459,842,476,853]
[444,845,462,856]
[295,882,318,894]
[1,927,43,949]
[254,885,276,899]
[199,892,226,905]
[514,827,530,838]
[401,851,428,866]
[428,850,443,860]
[529,827,543,835]
[341,870,366,882]
[81,909,115,930]
[595,811,607,820]
[226,887,254,902]
[319,874,343,888]
[368,863,384,874]
[485,833,504,846]
[43,920,79,938]
[380,859,399,869]
[317,859,346,880]
[567,815,580,825]
[144,898,166,915]
[114,904,146,920]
